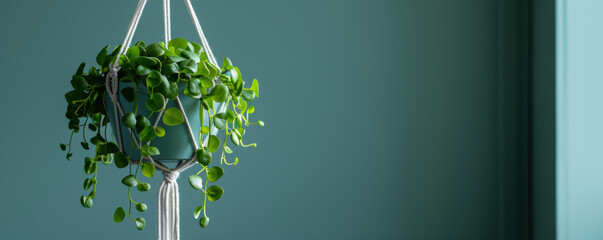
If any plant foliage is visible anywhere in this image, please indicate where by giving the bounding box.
[61,38,263,230]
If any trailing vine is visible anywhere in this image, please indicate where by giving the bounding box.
[61,38,263,230]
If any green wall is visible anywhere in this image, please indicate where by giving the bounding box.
[0,0,542,239]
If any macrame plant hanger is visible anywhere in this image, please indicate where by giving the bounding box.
[104,0,226,239]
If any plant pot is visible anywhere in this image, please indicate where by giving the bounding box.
[106,82,218,161]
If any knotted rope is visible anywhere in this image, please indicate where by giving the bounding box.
[158,171,180,240]
[104,0,227,239]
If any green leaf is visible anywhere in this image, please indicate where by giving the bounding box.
[207,166,224,182]
[167,55,187,63]
[168,38,188,51]
[190,42,202,54]
[75,62,86,75]
[122,112,137,128]
[208,135,221,153]
[81,142,89,150]
[188,175,204,190]
[137,182,151,192]
[71,76,88,90]
[136,65,152,76]
[162,63,179,75]
[200,216,210,228]
[140,125,158,142]
[135,217,146,230]
[201,126,209,135]
[194,206,203,219]
[223,57,233,70]
[121,175,137,187]
[114,152,129,168]
[236,114,243,128]
[146,43,165,57]
[200,76,214,88]
[113,207,126,223]
[96,45,109,66]
[136,115,151,133]
[210,84,229,102]
[126,45,140,61]
[136,203,148,212]
[230,131,240,146]
[195,147,212,166]
[185,78,202,98]
[181,50,200,63]
[226,110,235,124]
[155,126,166,137]
[141,145,160,157]
[234,76,243,97]
[99,142,120,154]
[258,120,265,127]
[214,113,227,130]
[197,61,210,76]
[83,178,92,190]
[250,79,259,97]
[81,195,93,208]
[153,76,171,96]
[60,143,67,151]
[80,195,87,208]
[84,157,95,175]
[207,185,224,201]
[145,93,166,112]
[146,70,163,87]
[136,56,159,67]
[206,61,220,79]
[224,146,233,154]
[241,89,256,101]
[166,81,179,100]
[141,162,155,178]
[163,107,185,126]
[180,59,197,74]
[247,105,255,114]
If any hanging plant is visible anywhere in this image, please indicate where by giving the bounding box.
[61,38,263,230]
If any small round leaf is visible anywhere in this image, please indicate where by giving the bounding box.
[207,166,224,182]
[140,125,157,143]
[121,175,137,187]
[141,162,155,178]
[137,182,151,192]
[163,107,185,126]
[155,126,166,137]
[114,152,129,168]
[200,216,210,228]
[122,112,137,128]
[194,206,203,219]
[208,135,221,153]
[195,148,212,166]
[188,175,204,190]
[136,203,148,212]
[207,185,224,201]
[145,93,166,112]
[210,84,229,102]
[135,217,146,230]
[113,207,126,223]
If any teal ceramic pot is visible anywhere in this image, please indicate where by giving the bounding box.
[106,81,221,161]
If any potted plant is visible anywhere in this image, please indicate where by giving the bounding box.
[61,37,263,231]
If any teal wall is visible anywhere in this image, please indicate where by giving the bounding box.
[557,1,603,239]
[0,0,537,239]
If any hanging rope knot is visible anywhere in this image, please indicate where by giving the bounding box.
[106,68,120,103]
[163,171,180,183]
